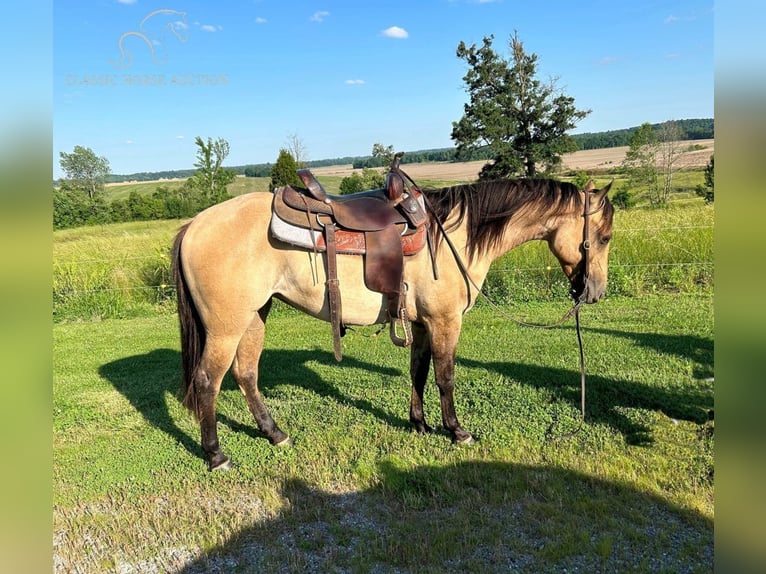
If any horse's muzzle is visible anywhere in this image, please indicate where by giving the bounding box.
[571,276,606,304]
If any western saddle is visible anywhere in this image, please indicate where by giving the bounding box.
[270,153,430,360]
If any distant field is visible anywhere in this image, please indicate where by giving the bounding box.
[104,139,715,199]
[311,139,714,179]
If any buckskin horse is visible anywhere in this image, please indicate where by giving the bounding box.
[172,169,613,470]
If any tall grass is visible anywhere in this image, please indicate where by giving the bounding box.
[53,193,713,322]
[53,220,181,321]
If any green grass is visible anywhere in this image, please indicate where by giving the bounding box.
[53,220,182,321]
[53,294,713,572]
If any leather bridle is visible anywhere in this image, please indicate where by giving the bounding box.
[571,188,606,305]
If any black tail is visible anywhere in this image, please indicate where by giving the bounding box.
[171,222,204,420]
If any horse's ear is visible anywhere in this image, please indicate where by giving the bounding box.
[597,179,614,199]
[583,180,596,193]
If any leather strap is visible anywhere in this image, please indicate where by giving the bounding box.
[322,219,344,361]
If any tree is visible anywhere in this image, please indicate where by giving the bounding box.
[622,123,660,205]
[270,148,302,190]
[186,136,236,205]
[285,133,308,167]
[656,120,684,205]
[371,143,395,168]
[622,120,685,206]
[695,154,714,203]
[451,32,589,179]
[59,145,111,199]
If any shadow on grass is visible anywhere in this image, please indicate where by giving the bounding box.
[458,326,714,445]
[99,347,408,461]
[587,327,714,381]
[174,459,713,573]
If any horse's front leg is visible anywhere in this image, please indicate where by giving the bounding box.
[430,320,475,444]
[409,321,433,434]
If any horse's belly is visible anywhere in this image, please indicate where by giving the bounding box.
[275,250,389,326]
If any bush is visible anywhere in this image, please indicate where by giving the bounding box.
[339,168,385,195]
[611,187,635,210]
[695,155,714,204]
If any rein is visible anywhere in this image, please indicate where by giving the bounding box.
[416,179,605,436]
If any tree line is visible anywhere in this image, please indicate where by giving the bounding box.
[103,118,712,184]
[571,118,713,151]
[54,137,236,229]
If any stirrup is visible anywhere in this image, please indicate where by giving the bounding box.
[389,306,413,347]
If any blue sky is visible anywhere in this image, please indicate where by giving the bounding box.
[53,0,713,177]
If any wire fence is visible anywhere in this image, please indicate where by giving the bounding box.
[53,223,714,319]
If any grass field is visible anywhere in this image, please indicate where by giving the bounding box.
[55,157,714,572]
[53,294,713,572]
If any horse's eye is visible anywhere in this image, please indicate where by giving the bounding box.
[600,234,612,245]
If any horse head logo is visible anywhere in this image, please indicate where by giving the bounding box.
[111,9,189,69]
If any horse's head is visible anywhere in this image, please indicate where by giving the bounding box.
[169,12,189,42]
[549,180,614,304]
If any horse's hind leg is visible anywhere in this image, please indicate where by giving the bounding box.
[409,321,434,434]
[231,303,290,447]
[194,336,240,471]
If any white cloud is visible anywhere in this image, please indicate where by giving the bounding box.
[345,79,365,85]
[597,56,619,65]
[116,0,137,5]
[381,26,408,39]
[255,17,267,24]
[310,11,330,23]
[125,140,134,145]
[176,135,184,140]
[200,24,222,32]
[174,20,188,30]
[664,13,697,24]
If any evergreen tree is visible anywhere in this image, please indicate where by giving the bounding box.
[695,155,714,203]
[452,32,589,179]
[270,148,302,190]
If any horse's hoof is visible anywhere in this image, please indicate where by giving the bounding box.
[455,434,476,446]
[210,457,233,471]
[274,436,292,448]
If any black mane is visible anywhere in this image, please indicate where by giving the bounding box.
[423,179,584,262]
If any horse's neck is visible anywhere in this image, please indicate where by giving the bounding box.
[496,217,552,256]
[445,214,550,284]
